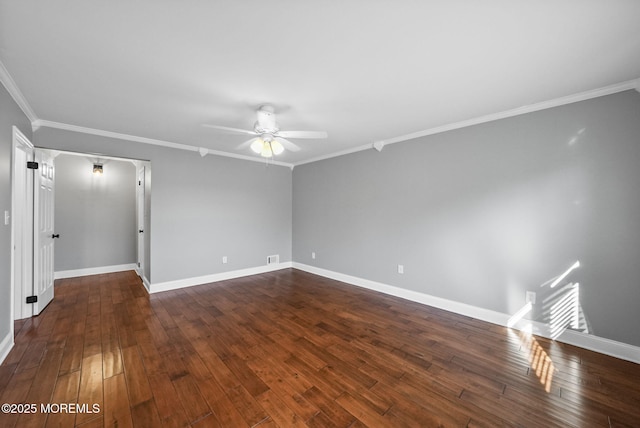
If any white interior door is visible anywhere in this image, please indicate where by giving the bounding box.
[136,166,145,277]
[32,149,56,315]
[11,127,34,320]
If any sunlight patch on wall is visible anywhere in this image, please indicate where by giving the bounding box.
[548,260,580,289]
[547,283,580,339]
[537,260,586,339]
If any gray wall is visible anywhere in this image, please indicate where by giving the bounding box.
[0,85,32,343]
[34,128,292,284]
[293,90,640,347]
[54,153,136,272]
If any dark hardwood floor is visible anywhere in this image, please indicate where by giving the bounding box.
[1,269,639,427]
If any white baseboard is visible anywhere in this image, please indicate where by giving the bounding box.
[293,262,640,364]
[148,262,293,294]
[0,331,14,366]
[142,276,152,293]
[134,268,152,293]
[293,262,510,324]
[550,327,640,363]
[54,263,137,279]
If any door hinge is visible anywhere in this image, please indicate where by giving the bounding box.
[27,161,39,169]
[26,295,38,304]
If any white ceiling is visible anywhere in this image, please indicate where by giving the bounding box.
[1,1,640,166]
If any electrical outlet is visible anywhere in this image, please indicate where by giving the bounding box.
[398,264,404,274]
[311,252,316,259]
[526,291,536,304]
[222,256,228,264]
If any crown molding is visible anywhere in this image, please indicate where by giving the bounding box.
[293,142,374,166]
[0,59,38,123]
[293,78,640,167]
[5,62,638,169]
[33,120,294,168]
[380,78,640,147]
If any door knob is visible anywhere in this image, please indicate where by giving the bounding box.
[51,234,60,238]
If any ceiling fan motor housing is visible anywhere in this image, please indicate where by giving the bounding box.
[256,105,277,133]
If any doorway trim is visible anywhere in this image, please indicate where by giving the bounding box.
[136,164,146,281]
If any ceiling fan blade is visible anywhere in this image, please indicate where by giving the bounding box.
[237,137,259,150]
[276,130,328,139]
[274,137,301,152]
[202,124,257,136]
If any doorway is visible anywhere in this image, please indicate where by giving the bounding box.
[11,142,151,322]
[51,152,150,285]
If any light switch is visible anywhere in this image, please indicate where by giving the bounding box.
[4,211,9,226]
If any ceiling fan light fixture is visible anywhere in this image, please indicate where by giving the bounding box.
[260,143,273,158]
[271,139,284,155]
[250,139,264,154]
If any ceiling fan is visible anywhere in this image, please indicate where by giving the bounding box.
[203,105,328,157]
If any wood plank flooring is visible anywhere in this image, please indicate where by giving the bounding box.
[1,269,639,427]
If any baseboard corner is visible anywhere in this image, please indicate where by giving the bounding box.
[0,330,14,366]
